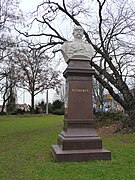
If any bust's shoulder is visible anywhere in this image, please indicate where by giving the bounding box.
[62,41,73,48]
[63,41,72,44]
[83,41,93,48]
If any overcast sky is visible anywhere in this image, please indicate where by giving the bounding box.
[16,0,60,105]
[20,0,41,12]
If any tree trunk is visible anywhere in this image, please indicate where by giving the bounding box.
[123,106,135,132]
[31,92,35,114]
[1,90,10,115]
[1,100,6,114]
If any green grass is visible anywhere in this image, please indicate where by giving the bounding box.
[0,115,135,180]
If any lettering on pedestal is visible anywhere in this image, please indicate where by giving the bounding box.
[71,88,89,93]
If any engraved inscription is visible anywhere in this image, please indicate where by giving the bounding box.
[72,88,89,93]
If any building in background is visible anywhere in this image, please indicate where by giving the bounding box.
[94,93,123,112]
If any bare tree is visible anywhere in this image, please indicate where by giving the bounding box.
[93,77,105,111]
[17,0,135,131]
[0,0,23,59]
[14,48,61,113]
[0,61,18,114]
[0,0,21,30]
[54,80,66,102]
[0,0,24,114]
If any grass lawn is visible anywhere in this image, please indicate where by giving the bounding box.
[0,115,135,180]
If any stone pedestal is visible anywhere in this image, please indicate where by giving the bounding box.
[52,59,111,162]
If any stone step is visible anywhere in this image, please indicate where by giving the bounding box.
[52,145,111,162]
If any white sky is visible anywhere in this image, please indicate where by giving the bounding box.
[20,0,41,12]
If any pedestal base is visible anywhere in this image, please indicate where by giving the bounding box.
[52,145,111,162]
[52,127,111,162]
[51,58,111,162]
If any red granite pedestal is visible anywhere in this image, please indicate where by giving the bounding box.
[52,58,111,162]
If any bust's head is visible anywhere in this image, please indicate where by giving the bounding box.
[73,26,84,40]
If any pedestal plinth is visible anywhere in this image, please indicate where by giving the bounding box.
[52,59,111,162]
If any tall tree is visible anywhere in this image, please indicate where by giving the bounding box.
[14,48,61,113]
[18,0,135,131]
[0,61,18,114]
[93,77,105,111]
[0,0,22,58]
[54,80,65,102]
[0,0,23,113]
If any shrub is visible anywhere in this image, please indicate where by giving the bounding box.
[51,100,64,115]
[94,111,123,127]
[52,108,64,115]
[0,112,7,115]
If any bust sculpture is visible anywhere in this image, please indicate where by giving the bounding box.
[61,26,94,63]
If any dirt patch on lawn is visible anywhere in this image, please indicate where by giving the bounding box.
[97,123,119,135]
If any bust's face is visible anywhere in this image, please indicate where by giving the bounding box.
[73,26,84,39]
